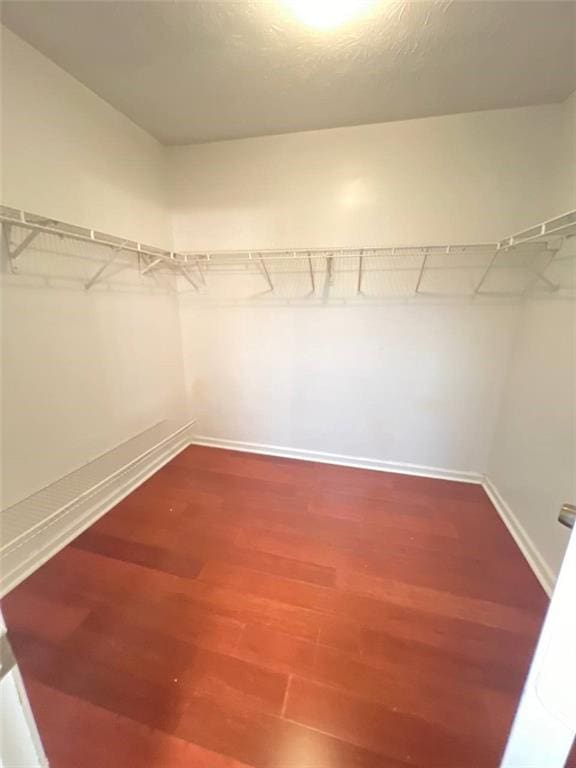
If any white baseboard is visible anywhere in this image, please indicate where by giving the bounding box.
[188,434,483,484]
[482,476,555,596]
[1,419,196,597]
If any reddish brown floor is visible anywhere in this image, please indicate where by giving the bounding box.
[3,446,552,767]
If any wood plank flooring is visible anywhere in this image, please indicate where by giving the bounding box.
[2,446,551,767]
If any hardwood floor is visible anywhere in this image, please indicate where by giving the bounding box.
[2,446,551,767]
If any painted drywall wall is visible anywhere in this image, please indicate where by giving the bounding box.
[0,26,171,247]
[181,301,520,474]
[168,101,571,251]
[1,27,186,507]
[1,271,187,508]
[487,292,576,582]
[485,95,575,585]
[173,100,572,475]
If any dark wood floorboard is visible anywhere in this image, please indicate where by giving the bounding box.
[2,446,550,767]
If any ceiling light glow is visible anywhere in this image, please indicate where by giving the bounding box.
[283,0,375,30]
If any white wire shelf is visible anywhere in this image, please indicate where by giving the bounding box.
[1,205,575,300]
[0,419,196,596]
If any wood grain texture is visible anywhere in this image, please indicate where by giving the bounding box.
[2,446,550,767]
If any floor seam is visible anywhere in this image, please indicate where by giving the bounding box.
[280,673,293,718]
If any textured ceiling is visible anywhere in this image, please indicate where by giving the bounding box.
[2,0,575,145]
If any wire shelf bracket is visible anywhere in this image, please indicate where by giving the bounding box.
[85,242,130,290]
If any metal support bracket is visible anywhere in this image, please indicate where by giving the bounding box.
[173,260,199,291]
[474,245,502,295]
[195,261,206,286]
[141,252,200,291]
[323,256,334,302]
[258,256,274,293]
[2,224,43,272]
[357,251,364,296]
[141,257,164,276]
[85,242,128,290]
[523,245,562,294]
[307,254,315,296]
[415,249,429,294]
[530,271,560,292]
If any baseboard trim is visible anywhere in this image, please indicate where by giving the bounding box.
[482,476,555,597]
[1,419,196,597]
[188,434,483,485]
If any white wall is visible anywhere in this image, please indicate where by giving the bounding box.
[485,93,575,586]
[173,100,572,477]
[1,276,187,508]
[169,102,571,251]
[181,301,520,474]
[1,27,186,507]
[487,293,576,583]
[1,26,171,248]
